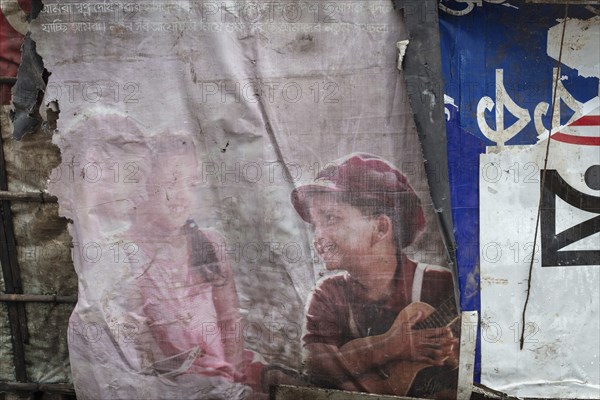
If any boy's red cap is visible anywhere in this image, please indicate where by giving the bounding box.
[291,153,426,247]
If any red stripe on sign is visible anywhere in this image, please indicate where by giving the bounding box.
[552,132,600,146]
[571,116,600,126]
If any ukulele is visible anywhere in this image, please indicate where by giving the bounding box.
[377,296,460,399]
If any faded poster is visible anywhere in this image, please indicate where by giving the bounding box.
[35,1,460,398]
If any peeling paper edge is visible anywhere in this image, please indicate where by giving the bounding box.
[397,40,409,71]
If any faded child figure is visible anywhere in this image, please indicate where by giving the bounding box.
[290,153,460,399]
[132,137,255,398]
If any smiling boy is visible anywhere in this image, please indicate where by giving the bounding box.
[291,153,459,398]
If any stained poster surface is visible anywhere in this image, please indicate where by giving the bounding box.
[33,1,459,398]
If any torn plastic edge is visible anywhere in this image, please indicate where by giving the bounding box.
[28,0,44,22]
[7,0,51,141]
[9,32,50,141]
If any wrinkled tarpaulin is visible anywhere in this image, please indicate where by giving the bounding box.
[440,0,599,398]
[25,0,461,398]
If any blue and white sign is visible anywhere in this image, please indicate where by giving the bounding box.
[440,1,599,396]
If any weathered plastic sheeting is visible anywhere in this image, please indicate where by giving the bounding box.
[32,0,458,399]
[2,0,76,389]
[21,303,72,382]
[2,0,47,141]
[9,34,48,141]
[0,110,16,384]
[11,201,73,384]
[1,103,76,384]
[2,122,73,293]
[1,0,75,385]
[440,0,600,397]
[0,303,15,382]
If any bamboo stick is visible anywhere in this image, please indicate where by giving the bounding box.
[0,381,75,394]
[0,294,77,303]
[0,191,58,202]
